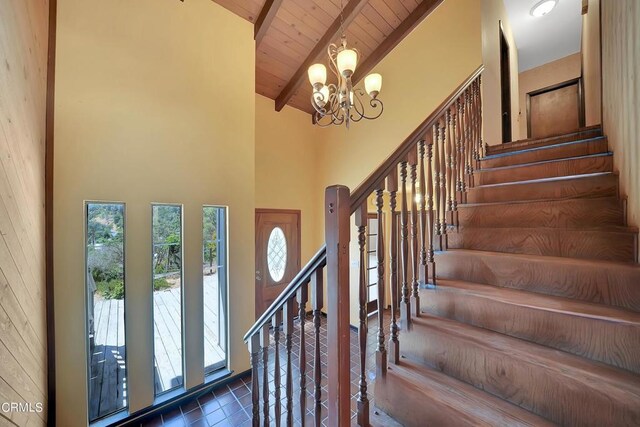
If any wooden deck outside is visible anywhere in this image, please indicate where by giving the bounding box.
[89,273,225,421]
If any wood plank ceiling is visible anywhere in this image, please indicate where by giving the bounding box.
[212,0,442,114]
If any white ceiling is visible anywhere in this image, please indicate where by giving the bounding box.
[503,0,582,72]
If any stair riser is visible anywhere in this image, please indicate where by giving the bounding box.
[402,325,640,426]
[487,128,603,155]
[376,375,484,427]
[457,198,624,228]
[476,155,613,186]
[435,251,640,311]
[482,138,608,168]
[421,288,640,373]
[466,174,618,203]
[447,228,637,262]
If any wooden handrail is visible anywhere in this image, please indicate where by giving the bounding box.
[349,65,484,213]
[243,245,327,342]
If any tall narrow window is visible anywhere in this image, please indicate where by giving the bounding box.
[86,202,127,421]
[203,206,228,375]
[152,205,184,395]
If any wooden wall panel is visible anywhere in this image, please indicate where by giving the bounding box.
[601,0,640,257]
[0,0,49,425]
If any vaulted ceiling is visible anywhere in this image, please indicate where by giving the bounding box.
[212,0,443,114]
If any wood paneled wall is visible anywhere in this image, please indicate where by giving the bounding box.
[0,1,49,425]
[601,0,640,256]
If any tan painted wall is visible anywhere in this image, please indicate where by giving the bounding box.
[582,0,602,125]
[601,0,640,254]
[255,94,323,263]
[0,1,49,425]
[481,0,521,145]
[53,0,255,424]
[518,53,582,139]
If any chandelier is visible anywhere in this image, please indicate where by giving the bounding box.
[307,6,383,128]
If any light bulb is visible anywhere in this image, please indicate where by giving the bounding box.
[308,63,327,88]
[364,73,382,98]
[314,86,330,107]
[337,49,357,77]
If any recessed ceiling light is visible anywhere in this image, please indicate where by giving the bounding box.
[530,0,558,17]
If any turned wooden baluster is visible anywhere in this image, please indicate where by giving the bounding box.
[297,285,308,426]
[355,203,370,426]
[450,106,459,230]
[475,77,484,162]
[283,299,294,426]
[439,118,448,249]
[470,81,479,170]
[408,148,420,317]
[375,185,387,378]
[311,268,323,427]
[454,100,463,205]
[478,76,484,159]
[272,314,282,427]
[465,89,475,189]
[457,98,467,202]
[446,109,456,229]
[433,122,442,249]
[399,161,411,327]
[386,172,400,363]
[249,334,260,427]
[425,131,437,286]
[260,325,270,425]
[418,139,429,284]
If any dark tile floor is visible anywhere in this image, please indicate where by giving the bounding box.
[138,311,394,426]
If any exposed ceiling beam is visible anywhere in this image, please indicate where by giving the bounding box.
[274,0,369,112]
[352,0,444,85]
[254,0,282,45]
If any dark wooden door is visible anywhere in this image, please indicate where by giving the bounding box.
[255,209,301,318]
[500,23,512,143]
[528,79,584,139]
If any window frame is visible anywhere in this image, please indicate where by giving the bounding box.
[84,200,129,423]
[151,203,186,397]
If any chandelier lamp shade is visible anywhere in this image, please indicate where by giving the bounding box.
[308,35,384,128]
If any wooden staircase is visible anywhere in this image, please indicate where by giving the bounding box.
[376,128,640,426]
[244,69,640,427]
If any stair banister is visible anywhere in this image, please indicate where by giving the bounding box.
[244,64,484,427]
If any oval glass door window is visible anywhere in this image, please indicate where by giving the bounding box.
[267,227,287,282]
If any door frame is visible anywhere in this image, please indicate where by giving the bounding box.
[499,20,512,144]
[254,208,301,318]
[526,77,585,138]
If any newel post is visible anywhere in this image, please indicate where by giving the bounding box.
[325,185,351,427]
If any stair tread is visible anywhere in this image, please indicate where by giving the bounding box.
[454,224,638,233]
[472,171,613,189]
[482,136,607,161]
[387,358,555,427]
[410,315,640,398]
[431,279,640,325]
[442,248,640,269]
[458,195,621,208]
[477,152,613,173]
[487,126,602,154]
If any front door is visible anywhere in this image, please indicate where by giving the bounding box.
[255,209,301,318]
